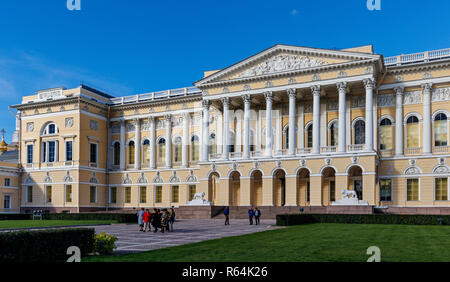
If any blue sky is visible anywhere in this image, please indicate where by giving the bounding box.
[0,0,449,142]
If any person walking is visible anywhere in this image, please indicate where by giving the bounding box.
[137,208,145,232]
[224,206,230,225]
[160,209,168,233]
[143,209,152,232]
[169,207,176,231]
[254,207,261,225]
[248,207,254,225]
[151,208,160,233]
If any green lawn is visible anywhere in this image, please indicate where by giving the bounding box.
[0,220,117,230]
[84,223,450,262]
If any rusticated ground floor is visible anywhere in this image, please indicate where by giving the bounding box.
[16,153,450,215]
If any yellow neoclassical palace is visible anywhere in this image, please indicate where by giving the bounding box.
[2,44,450,214]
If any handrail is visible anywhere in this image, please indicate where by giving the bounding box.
[384,48,450,66]
[110,87,201,105]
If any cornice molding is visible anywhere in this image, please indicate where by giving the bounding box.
[386,59,450,75]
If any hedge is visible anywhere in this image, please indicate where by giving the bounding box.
[44,213,137,223]
[0,228,94,262]
[276,214,450,226]
[0,214,32,220]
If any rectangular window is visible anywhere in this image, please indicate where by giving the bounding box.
[4,195,10,209]
[4,178,10,187]
[110,187,117,204]
[140,186,146,203]
[435,178,448,201]
[380,179,392,201]
[407,178,419,201]
[172,185,179,203]
[26,186,33,203]
[124,187,131,203]
[65,141,73,161]
[46,185,52,203]
[90,143,97,164]
[189,185,196,201]
[90,186,97,203]
[48,141,56,163]
[65,185,72,203]
[329,181,335,202]
[155,186,162,203]
[27,144,33,164]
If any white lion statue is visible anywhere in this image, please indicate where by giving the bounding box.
[341,190,358,199]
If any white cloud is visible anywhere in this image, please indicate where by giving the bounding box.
[291,9,299,16]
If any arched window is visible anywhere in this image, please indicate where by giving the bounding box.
[157,138,166,164]
[406,116,419,148]
[434,113,448,147]
[41,122,59,163]
[283,126,289,149]
[113,142,120,166]
[142,139,150,165]
[354,119,365,145]
[128,141,135,165]
[379,118,393,150]
[174,137,182,163]
[191,135,199,161]
[329,121,338,147]
[209,133,216,155]
[306,124,313,148]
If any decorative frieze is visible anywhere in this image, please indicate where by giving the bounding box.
[377,94,395,107]
[111,124,120,134]
[126,122,136,132]
[26,122,34,132]
[432,87,450,102]
[352,96,365,108]
[403,91,422,105]
[238,54,327,78]
[90,120,98,131]
[65,118,74,128]
[304,103,313,113]
[328,99,338,111]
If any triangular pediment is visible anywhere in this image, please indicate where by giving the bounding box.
[195,44,381,86]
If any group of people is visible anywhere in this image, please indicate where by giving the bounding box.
[223,206,262,225]
[137,207,175,233]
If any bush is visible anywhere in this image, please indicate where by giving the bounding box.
[276,214,450,226]
[94,232,118,255]
[0,228,94,262]
[0,214,32,220]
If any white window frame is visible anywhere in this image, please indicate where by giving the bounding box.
[432,110,449,148]
[26,185,33,203]
[65,184,72,203]
[154,185,162,203]
[90,185,97,203]
[3,195,11,209]
[26,144,33,164]
[109,187,117,204]
[45,184,52,203]
[171,185,179,203]
[433,176,449,201]
[378,116,394,151]
[405,177,421,202]
[89,142,98,165]
[379,178,393,202]
[65,140,73,162]
[352,117,366,145]
[139,186,147,204]
[123,186,131,204]
[328,119,339,147]
[404,113,422,149]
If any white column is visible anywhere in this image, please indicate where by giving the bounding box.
[201,100,211,162]
[264,91,273,157]
[165,114,172,168]
[243,94,251,159]
[149,117,156,169]
[119,120,125,170]
[311,85,321,154]
[134,118,140,169]
[222,97,230,159]
[422,83,432,154]
[364,78,375,151]
[297,102,304,149]
[337,82,347,153]
[288,88,297,155]
[394,87,404,156]
[182,113,189,167]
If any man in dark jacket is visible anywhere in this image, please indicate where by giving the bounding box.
[248,208,254,225]
[254,207,261,225]
[224,206,230,225]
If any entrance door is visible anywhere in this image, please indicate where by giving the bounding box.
[354,180,363,200]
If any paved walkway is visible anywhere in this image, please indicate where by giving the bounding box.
[95,219,277,254]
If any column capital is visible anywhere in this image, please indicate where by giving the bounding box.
[242,94,251,104]
[394,86,405,95]
[363,78,376,89]
[336,82,348,92]
[202,99,211,109]
[422,83,433,92]
[287,88,297,98]
[221,97,230,106]
[264,91,273,101]
[311,85,321,96]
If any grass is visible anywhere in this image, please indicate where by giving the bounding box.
[0,220,118,230]
[84,223,450,262]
